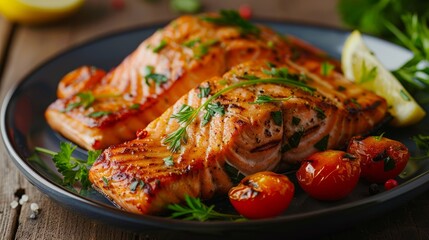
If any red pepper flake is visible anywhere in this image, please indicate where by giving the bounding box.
[136,129,148,139]
[384,179,398,190]
[238,4,252,20]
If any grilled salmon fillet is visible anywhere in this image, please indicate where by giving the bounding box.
[45,14,296,150]
[89,61,388,215]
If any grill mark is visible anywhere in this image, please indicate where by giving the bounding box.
[250,140,281,153]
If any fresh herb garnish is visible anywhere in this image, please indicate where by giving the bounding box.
[271,111,283,126]
[292,116,301,126]
[182,38,201,48]
[87,111,111,118]
[387,14,429,95]
[34,142,101,192]
[250,95,292,104]
[262,67,289,78]
[163,74,315,152]
[193,39,218,59]
[321,62,335,76]
[374,132,385,141]
[168,195,244,221]
[144,65,168,86]
[129,103,141,110]
[163,155,174,167]
[64,92,95,112]
[314,135,330,151]
[201,10,260,36]
[198,85,211,98]
[130,180,139,192]
[313,106,326,120]
[282,130,304,152]
[102,176,109,187]
[153,39,168,53]
[202,102,225,126]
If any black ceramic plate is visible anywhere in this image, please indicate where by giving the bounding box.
[2,21,429,238]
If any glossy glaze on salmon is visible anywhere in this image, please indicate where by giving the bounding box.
[45,14,296,150]
[89,61,388,215]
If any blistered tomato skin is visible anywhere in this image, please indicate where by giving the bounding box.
[228,171,294,219]
[296,150,361,201]
[347,136,409,184]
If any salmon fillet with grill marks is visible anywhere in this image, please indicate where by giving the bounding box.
[89,61,388,215]
[45,14,294,150]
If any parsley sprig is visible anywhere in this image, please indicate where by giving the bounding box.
[64,92,95,112]
[250,95,292,104]
[34,142,101,191]
[201,10,260,36]
[163,74,315,152]
[168,195,244,221]
[386,14,429,95]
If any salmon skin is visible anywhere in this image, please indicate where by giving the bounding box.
[45,14,296,150]
[89,61,388,215]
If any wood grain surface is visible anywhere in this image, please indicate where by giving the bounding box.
[0,0,428,239]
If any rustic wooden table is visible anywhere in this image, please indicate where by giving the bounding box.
[1,0,429,239]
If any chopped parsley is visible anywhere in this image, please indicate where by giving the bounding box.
[144,65,168,86]
[202,102,225,126]
[87,111,111,118]
[320,62,335,76]
[292,116,301,126]
[250,95,292,104]
[163,155,174,166]
[153,39,168,53]
[313,106,326,120]
[314,135,330,151]
[129,103,141,110]
[64,92,95,112]
[271,111,283,126]
[201,10,260,36]
[198,85,211,98]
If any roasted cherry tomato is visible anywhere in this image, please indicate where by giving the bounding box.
[347,136,409,183]
[296,150,360,201]
[228,171,294,219]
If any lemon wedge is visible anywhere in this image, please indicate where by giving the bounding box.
[342,30,426,127]
[0,0,84,25]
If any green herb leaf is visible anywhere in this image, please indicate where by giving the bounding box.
[130,180,139,192]
[201,10,260,36]
[314,135,330,151]
[34,142,101,192]
[145,73,168,86]
[202,102,225,126]
[153,39,167,53]
[102,176,109,187]
[87,111,111,118]
[64,92,95,112]
[193,39,218,59]
[250,95,292,104]
[321,62,335,76]
[292,116,301,126]
[313,107,326,120]
[271,111,283,126]
[129,103,141,110]
[373,132,385,141]
[163,155,174,166]
[198,86,211,98]
[182,38,201,48]
[168,195,245,221]
[171,104,196,124]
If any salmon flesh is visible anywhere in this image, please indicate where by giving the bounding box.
[89,61,388,215]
